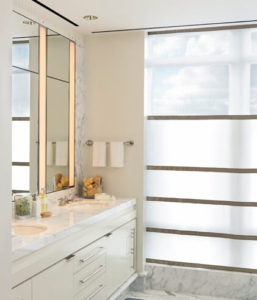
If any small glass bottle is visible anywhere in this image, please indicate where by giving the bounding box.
[39,188,48,213]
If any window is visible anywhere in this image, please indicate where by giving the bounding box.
[146,27,257,273]
[147,29,257,115]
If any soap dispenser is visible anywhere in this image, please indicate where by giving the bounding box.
[32,193,41,217]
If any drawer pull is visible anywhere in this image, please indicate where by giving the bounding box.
[80,247,103,263]
[85,284,104,300]
[65,254,75,261]
[79,265,104,284]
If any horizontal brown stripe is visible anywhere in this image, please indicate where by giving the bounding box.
[12,162,30,166]
[147,166,257,173]
[146,259,257,274]
[146,227,257,240]
[147,115,257,120]
[12,190,30,194]
[146,196,257,207]
[12,40,30,44]
[12,117,30,121]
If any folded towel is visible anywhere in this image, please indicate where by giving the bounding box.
[55,141,68,166]
[110,141,124,168]
[47,141,54,166]
[92,141,106,167]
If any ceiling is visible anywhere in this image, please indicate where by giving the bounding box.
[34,0,257,35]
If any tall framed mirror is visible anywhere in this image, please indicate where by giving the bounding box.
[46,29,70,192]
[12,11,75,195]
[12,12,39,194]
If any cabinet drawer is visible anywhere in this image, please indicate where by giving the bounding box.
[74,237,106,274]
[74,254,106,294]
[75,274,105,300]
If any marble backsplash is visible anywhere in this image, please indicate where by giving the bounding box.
[128,264,257,300]
[75,42,87,195]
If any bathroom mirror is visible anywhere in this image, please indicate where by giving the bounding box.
[12,12,75,195]
[12,12,39,194]
[46,29,71,193]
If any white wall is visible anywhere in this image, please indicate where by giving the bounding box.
[84,32,145,272]
[0,1,12,299]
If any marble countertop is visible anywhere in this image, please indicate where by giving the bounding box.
[12,197,136,262]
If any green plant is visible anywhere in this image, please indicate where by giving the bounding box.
[15,197,31,216]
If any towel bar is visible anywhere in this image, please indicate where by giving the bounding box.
[85,140,134,146]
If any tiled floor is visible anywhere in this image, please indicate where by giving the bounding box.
[123,289,234,300]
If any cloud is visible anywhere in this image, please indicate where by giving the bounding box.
[185,32,230,56]
[150,35,187,58]
[150,31,231,59]
[152,65,229,114]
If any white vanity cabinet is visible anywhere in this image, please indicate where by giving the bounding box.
[12,200,137,300]
[106,219,136,298]
[32,258,74,300]
[11,280,32,300]
[73,236,107,299]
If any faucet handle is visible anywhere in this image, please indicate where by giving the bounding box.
[58,197,66,206]
[67,190,73,201]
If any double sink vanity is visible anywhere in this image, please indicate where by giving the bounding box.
[11,197,137,300]
[11,10,137,300]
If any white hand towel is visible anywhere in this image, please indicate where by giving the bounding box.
[47,141,54,166]
[110,142,124,168]
[55,141,68,166]
[93,141,106,167]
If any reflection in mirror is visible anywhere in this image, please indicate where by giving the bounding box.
[46,29,70,193]
[12,12,39,194]
[46,78,69,192]
[47,29,70,81]
[12,12,39,73]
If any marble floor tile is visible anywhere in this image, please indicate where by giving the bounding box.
[122,289,234,300]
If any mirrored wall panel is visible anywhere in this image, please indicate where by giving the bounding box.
[12,12,39,73]
[12,13,39,194]
[46,78,69,192]
[46,29,71,193]
[47,29,70,81]
[12,12,76,195]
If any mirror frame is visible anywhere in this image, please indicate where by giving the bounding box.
[38,25,75,193]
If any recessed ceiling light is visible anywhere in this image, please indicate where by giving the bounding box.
[83,15,98,21]
[22,20,36,25]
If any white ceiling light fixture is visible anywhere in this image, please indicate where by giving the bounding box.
[83,15,98,21]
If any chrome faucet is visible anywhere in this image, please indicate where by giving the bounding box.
[58,190,74,206]
[58,196,69,206]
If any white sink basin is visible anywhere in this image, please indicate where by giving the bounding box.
[12,224,48,236]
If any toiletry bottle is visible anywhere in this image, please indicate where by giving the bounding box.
[40,188,48,213]
[32,194,37,217]
[33,194,41,217]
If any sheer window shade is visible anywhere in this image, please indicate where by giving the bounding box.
[146,27,257,272]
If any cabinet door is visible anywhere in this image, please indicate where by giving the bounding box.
[11,280,32,300]
[32,257,73,300]
[105,219,136,298]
